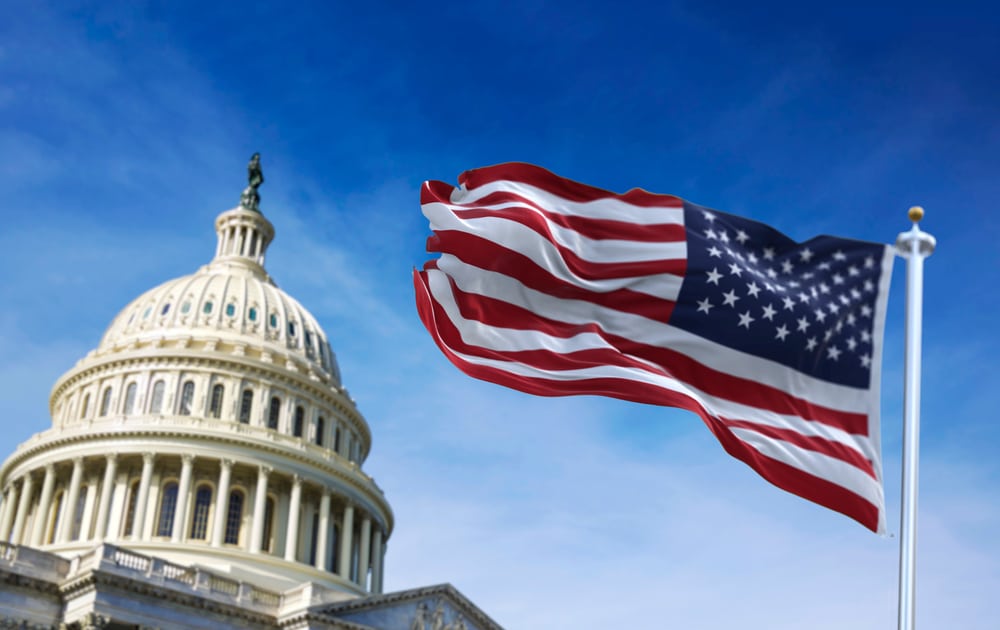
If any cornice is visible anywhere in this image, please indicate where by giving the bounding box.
[315,584,504,630]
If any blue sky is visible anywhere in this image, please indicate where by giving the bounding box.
[1,1,998,627]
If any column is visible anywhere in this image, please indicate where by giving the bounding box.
[249,465,270,553]
[284,475,302,562]
[211,459,233,547]
[10,473,34,544]
[0,482,21,541]
[30,464,56,547]
[171,455,194,543]
[132,453,155,541]
[93,454,117,540]
[314,490,331,571]
[57,458,84,543]
[371,528,384,594]
[358,516,371,587]
[337,503,354,579]
[79,478,98,541]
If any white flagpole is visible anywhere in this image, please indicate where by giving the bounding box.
[894,206,936,630]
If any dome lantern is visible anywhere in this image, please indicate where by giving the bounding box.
[212,153,275,270]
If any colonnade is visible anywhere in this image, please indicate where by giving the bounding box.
[0,453,386,593]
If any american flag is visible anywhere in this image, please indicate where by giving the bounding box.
[414,162,892,532]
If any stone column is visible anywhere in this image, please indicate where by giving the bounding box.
[30,464,56,547]
[57,458,84,543]
[79,478,98,541]
[10,473,34,544]
[314,490,331,571]
[358,516,371,587]
[337,503,354,579]
[284,475,302,562]
[0,482,21,541]
[132,453,155,540]
[93,454,117,540]
[171,455,194,543]
[211,459,233,547]
[371,528,384,594]
[249,465,271,553]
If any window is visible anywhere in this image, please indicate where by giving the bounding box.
[239,389,253,424]
[181,301,191,314]
[48,493,63,544]
[79,393,90,419]
[248,307,258,322]
[315,416,325,446]
[288,321,296,337]
[149,380,165,414]
[189,485,212,540]
[269,313,278,328]
[156,482,179,537]
[203,301,214,314]
[308,512,320,565]
[99,387,113,416]
[123,383,137,415]
[333,427,340,453]
[69,487,88,540]
[267,397,281,430]
[143,306,152,319]
[224,491,244,545]
[225,303,236,317]
[123,481,140,537]
[293,406,305,438]
[262,497,275,553]
[209,384,224,419]
[161,303,170,316]
[178,381,194,416]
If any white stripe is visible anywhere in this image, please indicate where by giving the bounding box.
[425,201,687,268]
[451,179,685,225]
[431,262,871,412]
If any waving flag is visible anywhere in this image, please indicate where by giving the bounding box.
[414,162,893,532]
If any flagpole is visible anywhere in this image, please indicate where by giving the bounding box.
[894,206,935,630]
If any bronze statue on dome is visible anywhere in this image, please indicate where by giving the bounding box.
[240,152,264,212]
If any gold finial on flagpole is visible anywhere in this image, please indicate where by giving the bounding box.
[908,206,924,223]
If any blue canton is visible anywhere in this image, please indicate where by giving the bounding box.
[669,202,887,389]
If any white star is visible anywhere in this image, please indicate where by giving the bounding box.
[847,313,857,326]
[782,296,796,310]
[818,261,831,270]
[818,282,830,294]
[706,268,723,285]
[798,292,811,304]
[835,319,844,332]
[696,298,714,314]
[861,330,872,343]
[805,337,818,351]
[738,311,755,328]
[762,247,776,260]
[761,304,777,320]
[766,268,778,279]
[781,260,794,274]
[827,302,840,314]
[703,210,717,222]
[728,263,743,277]
[848,265,860,276]
[850,288,861,300]
[764,282,776,293]
[838,294,850,305]
[707,246,723,258]
[864,279,875,292]
[860,354,872,368]
[735,230,749,244]
[705,228,718,240]
[864,256,875,269]
[827,345,842,360]
[796,317,810,332]
[824,329,834,341]
[832,273,845,285]
[814,309,827,323]
[747,252,758,264]
[860,304,872,317]
[846,337,858,350]
[810,286,819,299]
[801,271,815,280]
[719,231,730,243]
[800,247,814,262]
[833,250,847,261]
[722,290,740,307]
[787,280,800,288]
[775,324,790,341]
[747,282,761,298]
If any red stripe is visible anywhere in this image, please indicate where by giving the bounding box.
[453,163,685,208]
[423,181,686,243]
[427,231,680,322]
[415,269,880,532]
[720,419,876,479]
[436,272,866,435]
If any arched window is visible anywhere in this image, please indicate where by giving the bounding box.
[239,389,253,424]
[48,492,64,544]
[123,383,138,415]
[315,416,325,446]
[122,481,140,537]
[79,393,90,419]
[224,490,244,545]
[178,381,195,416]
[209,384,224,419]
[149,380,165,414]
[70,485,88,540]
[189,485,212,540]
[293,406,305,438]
[262,497,275,553]
[156,482,179,537]
[248,307,258,322]
[203,301,214,314]
[267,397,281,430]
[225,303,236,317]
[99,387,113,416]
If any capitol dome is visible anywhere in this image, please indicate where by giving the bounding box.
[0,160,392,596]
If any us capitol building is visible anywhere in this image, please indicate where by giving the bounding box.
[0,156,501,630]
